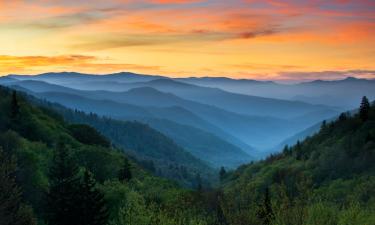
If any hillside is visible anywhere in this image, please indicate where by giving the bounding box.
[220,98,375,224]
[0,86,216,185]
[0,86,224,225]
[15,86,254,167]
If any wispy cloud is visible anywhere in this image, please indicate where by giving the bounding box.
[0,55,162,75]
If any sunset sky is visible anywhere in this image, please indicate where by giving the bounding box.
[0,0,374,80]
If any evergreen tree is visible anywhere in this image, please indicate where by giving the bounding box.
[196,173,202,191]
[46,141,80,225]
[219,166,226,182]
[118,157,132,182]
[283,145,290,155]
[320,120,327,130]
[77,169,108,225]
[0,147,36,225]
[11,90,20,118]
[359,96,370,121]
[257,187,274,225]
[339,112,348,121]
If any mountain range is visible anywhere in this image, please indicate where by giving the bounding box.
[3,72,370,165]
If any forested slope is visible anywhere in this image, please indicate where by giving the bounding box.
[220,97,375,225]
[0,86,219,225]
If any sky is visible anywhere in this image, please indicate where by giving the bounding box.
[0,0,374,81]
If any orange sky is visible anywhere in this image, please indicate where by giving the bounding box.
[0,0,374,80]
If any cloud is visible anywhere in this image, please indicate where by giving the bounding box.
[230,63,302,70]
[72,32,231,50]
[0,55,96,66]
[0,55,161,75]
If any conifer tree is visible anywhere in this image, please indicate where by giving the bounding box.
[0,148,36,225]
[219,166,226,182]
[360,96,370,121]
[119,157,132,182]
[77,169,108,225]
[257,187,274,225]
[11,90,20,118]
[46,141,80,225]
[196,173,202,191]
[339,112,348,121]
[320,120,327,130]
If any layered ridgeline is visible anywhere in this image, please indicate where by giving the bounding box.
[219,97,375,224]
[178,76,375,109]
[0,86,224,225]
[1,73,342,157]
[18,84,253,168]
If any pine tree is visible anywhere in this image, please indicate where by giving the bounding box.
[11,90,20,118]
[257,187,274,225]
[46,141,81,225]
[196,173,202,191]
[339,112,348,121]
[359,96,370,121]
[320,120,327,130]
[0,147,36,225]
[219,166,226,182]
[77,169,108,225]
[118,157,132,182]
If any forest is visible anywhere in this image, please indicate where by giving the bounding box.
[1,86,374,225]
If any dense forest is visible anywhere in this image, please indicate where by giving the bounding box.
[1,86,374,225]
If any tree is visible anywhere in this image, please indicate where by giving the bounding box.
[77,169,108,225]
[195,173,202,191]
[219,166,226,182]
[11,91,20,118]
[257,187,274,225]
[339,112,348,122]
[119,157,132,182]
[320,120,327,130]
[46,141,81,225]
[359,96,370,121]
[0,147,36,225]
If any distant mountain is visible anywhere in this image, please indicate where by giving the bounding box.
[95,78,338,119]
[1,79,340,151]
[177,76,375,109]
[7,73,339,118]
[137,118,253,168]
[8,71,163,84]
[8,85,254,167]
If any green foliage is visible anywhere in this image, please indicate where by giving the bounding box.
[68,124,110,147]
[1,87,374,225]
[46,142,81,225]
[77,169,109,225]
[37,99,215,187]
[119,157,132,182]
[0,147,36,225]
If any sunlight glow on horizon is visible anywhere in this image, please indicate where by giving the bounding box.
[0,0,374,81]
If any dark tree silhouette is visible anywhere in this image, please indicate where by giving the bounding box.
[46,142,80,225]
[0,148,36,225]
[219,166,226,182]
[118,157,132,182]
[360,96,370,121]
[339,112,348,121]
[11,91,20,118]
[257,187,274,225]
[196,173,202,191]
[77,169,108,225]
